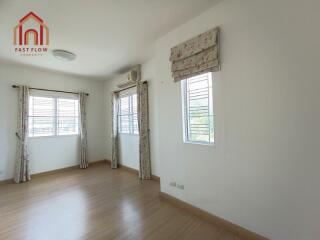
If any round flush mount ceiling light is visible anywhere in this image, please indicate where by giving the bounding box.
[52,49,76,61]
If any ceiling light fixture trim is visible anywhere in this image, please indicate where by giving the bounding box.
[52,49,76,61]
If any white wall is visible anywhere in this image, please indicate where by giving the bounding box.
[104,60,160,177]
[0,62,106,180]
[118,134,139,170]
[147,0,320,239]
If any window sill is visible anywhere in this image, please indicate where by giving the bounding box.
[183,141,214,146]
[119,133,139,136]
[28,134,80,139]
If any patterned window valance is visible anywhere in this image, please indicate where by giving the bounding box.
[170,27,220,82]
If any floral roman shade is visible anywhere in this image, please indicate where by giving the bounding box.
[170,27,220,82]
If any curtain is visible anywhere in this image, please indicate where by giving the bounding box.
[111,92,119,169]
[79,92,89,169]
[15,86,30,183]
[170,27,220,82]
[137,82,151,180]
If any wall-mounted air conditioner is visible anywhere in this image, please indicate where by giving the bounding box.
[116,70,138,89]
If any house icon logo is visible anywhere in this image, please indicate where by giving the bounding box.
[13,12,49,56]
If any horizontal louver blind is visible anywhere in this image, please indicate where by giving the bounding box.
[132,95,138,134]
[57,98,79,135]
[184,72,214,143]
[119,96,130,134]
[28,95,79,137]
[118,94,138,134]
[29,96,55,137]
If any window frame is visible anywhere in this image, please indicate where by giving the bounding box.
[181,72,214,145]
[28,93,80,138]
[118,93,138,135]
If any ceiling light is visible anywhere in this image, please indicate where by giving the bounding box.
[52,49,76,61]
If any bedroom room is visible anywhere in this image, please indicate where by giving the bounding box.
[1,1,319,240]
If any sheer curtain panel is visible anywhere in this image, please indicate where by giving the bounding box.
[137,82,151,180]
[15,86,30,183]
[111,92,120,169]
[79,92,89,169]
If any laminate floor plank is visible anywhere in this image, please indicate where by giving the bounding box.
[0,164,245,240]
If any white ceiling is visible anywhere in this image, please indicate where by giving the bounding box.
[0,0,221,79]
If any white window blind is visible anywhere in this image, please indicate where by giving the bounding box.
[118,93,138,134]
[57,98,79,136]
[182,72,214,144]
[28,95,79,137]
[29,96,55,137]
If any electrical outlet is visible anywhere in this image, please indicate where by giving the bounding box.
[177,184,184,190]
[169,181,176,187]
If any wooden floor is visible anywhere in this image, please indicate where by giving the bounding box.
[0,163,244,240]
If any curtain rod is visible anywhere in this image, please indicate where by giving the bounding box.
[12,85,89,96]
[113,81,147,93]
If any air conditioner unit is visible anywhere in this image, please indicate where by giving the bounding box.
[116,70,138,89]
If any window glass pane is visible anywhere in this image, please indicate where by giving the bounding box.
[119,96,129,133]
[28,96,55,137]
[118,93,138,134]
[119,115,130,133]
[183,73,214,144]
[57,98,79,136]
[132,94,137,112]
[132,94,139,134]
[120,96,130,115]
[28,95,80,137]
[132,114,139,134]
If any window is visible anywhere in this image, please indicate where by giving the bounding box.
[28,95,79,137]
[182,72,214,144]
[57,98,79,136]
[118,93,138,134]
